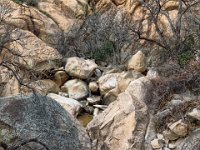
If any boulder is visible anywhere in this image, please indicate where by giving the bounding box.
[5,0,62,46]
[125,77,153,105]
[87,91,149,150]
[47,93,82,116]
[127,51,146,72]
[3,29,62,71]
[98,73,119,95]
[65,57,98,79]
[177,129,200,150]
[61,79,89,100]
[0,93,91,150]
[53,70,69,87]
[118,70,143,92]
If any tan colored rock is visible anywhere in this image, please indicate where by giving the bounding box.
[98,73,119,95]
[54,70,69,87]
[103,87,120,105]
[29,79,60,95]
[163,130,179,141]
[4,1,61,45]
[3,29,61,71]
[118,70,143,92]
[151,139,163,149]
[37,2,83,33]
[169,120,188,137]
[125,77,152,104]
[88,87,149,150]
[87,92,137,150]
[89,81,99,93]
[128,51,146,72]
[65,57,98,79]
[61,79,89,100]
[47,93,82,116]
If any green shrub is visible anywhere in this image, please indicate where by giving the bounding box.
[178,50,194,66]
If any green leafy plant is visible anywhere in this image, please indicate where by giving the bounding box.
[178,50,194,66]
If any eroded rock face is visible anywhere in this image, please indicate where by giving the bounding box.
[0,94,91,150]
[87,76,152,149]
[2,29,62,71]
[65,57,98,79]
[61,79,89,100]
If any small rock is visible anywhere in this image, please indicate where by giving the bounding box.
[89,82,99,93]
[54,70,69,87]
[93,108,99,116]
[146,67,159,79]
[163,148,170,150]
[168,143,176,149]
[188,108,200,121]
[169,120,188,137]
[87,96,101,105]
[84,106,94,114]
[157,133,164,140]
[95,68,102,78]
[127,51,146,72]
[93,105,108,110]
[151,138,163,149]
[163,130,179,141]
[58,92,69,97]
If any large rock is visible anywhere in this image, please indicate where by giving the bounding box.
[5,0,62,45]
[87,91,149,150]
[177,129,200,150]
[37,2,83,33]
[61,79,89,100]
[98,73,119,95]
[117,70,143,92]
[2,29,62,71]
[47,93,82,116]
[125,77,153,105]
[127,51,146,72]
[65,57,98,79]
[0,94,91,150]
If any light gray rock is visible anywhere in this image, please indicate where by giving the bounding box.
[177,129,200,150]
[61,79,89,100]
[47,93,82,116]
[0,93,91,150]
